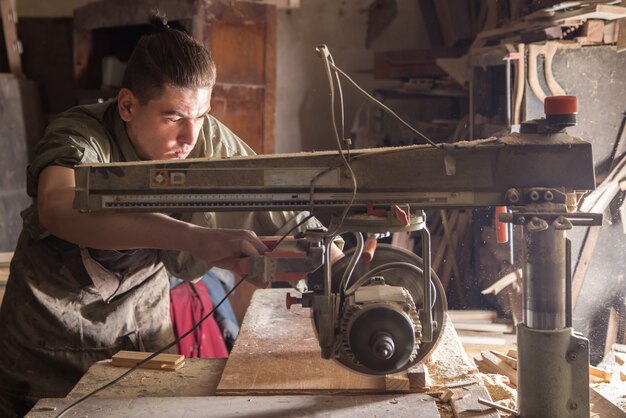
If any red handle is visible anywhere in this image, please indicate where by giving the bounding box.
[495,206,509,244]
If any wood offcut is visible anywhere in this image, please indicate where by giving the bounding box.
[111,351,185,371]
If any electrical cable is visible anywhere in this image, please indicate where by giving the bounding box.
[322,49,441,150]
[315,45,357,237]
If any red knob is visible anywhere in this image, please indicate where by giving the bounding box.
[544,96,577,115]
[286,292,302,310]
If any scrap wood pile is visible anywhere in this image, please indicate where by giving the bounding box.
[473,347,623,386]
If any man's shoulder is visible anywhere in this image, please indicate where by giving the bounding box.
[48,100,116,135]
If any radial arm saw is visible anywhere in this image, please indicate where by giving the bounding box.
[74,112,599,417]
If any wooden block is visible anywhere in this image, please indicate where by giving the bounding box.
[604,20,618,43]
[583,19,605,43]
[111,351,185,371]
[589,365,613,382]
[385,375,410,391]
[439,387,454,403]
[620,370,626,382]
[615,353,625,365]
[406,363,429,391]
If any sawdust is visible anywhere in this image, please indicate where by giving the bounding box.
[479,372,518,415]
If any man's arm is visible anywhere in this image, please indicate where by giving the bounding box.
[37,165,267,271]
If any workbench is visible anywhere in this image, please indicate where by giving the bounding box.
[28,289,499,417]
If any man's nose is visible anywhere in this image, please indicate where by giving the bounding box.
[177,120,196,145]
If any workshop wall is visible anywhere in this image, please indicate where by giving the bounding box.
[275,0,430,153]
[17,0,431,154]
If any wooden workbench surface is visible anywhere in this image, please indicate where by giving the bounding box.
[28,289,497,417]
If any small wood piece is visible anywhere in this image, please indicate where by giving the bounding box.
[480,351,518,387]
[583,19,605,43]
[615,353,626,366]
[604,20,618,43]
[450,383,500,418]
[439,388,454,402]
[589,365,613,383]
[620,370,626,382]
[406,363,430,391]
[385,375,410,391]
[111,351,185,371]
[507,348,518,359]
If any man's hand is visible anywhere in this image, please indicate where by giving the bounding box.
[185,227,268,274]
[38,165,267,275]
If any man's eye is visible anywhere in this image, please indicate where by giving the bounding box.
[167,118,182,123]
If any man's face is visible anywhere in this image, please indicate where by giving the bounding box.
[118,84,212,160]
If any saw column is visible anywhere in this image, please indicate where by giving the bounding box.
[517,213,590,418]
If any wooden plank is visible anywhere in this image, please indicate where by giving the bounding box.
[590,387,626,418]
[489,350,517,370]
[0,0,22,75]
[453,322,514,333]
[448,310,498,322]
[29,393,440,418]
[68,359,226,398]
[216,289,388,394]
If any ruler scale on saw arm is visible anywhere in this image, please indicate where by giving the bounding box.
[74,134,595,213]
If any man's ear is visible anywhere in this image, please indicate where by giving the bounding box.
[118,88,137,122]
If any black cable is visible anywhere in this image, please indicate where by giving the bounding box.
[55,273,249,418]
[270,213,315,251]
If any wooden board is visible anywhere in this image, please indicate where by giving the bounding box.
[216,289,388,394]
[28,393,439,418]
[67,359,226,399]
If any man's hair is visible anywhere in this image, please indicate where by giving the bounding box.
[122,11,216,103]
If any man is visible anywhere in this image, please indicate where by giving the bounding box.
[0,15,323,416]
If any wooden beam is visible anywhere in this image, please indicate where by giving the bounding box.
[0,0,22,75]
